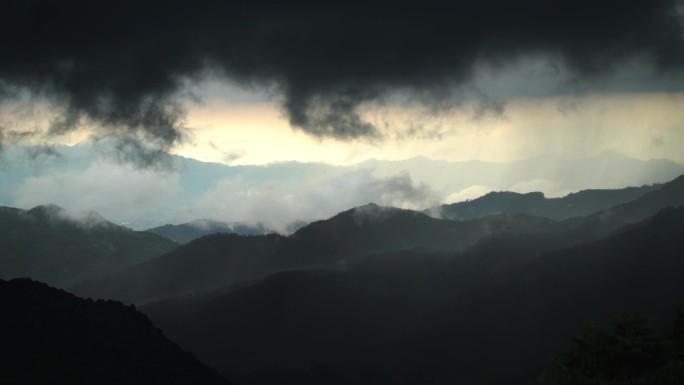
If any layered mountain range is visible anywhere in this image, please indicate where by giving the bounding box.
[143,206,684,384]
[3,144,683,230]
[73,174,684,306]
[3,173,684,384]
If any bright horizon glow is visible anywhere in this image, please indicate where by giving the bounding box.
[2,82,683,167]
[3,89,683,229]
[173,91,684,166]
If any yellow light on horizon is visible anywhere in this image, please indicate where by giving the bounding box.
[175,92,684,165]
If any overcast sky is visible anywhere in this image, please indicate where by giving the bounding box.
[2,0,684,162]
[1,1,684,226]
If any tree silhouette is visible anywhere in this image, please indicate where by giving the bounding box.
[532,304,684,385]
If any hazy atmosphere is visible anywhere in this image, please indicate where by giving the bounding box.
[2,0,684,229]
[3,2,684,384]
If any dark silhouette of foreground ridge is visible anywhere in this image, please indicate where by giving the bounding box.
[0,278,230,385]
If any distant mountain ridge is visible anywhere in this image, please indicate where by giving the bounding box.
[433,183,661,220]
[360,151,684,196]
[0,278,231,385]
[74,204,566,304]
[290,203,560,257]
[589,173,684,223]
[147,219,269,244]
[0,205,177,287]
[75,173,684,306]
[2,144,683,229]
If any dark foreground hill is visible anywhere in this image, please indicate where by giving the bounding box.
[0,205,177,287]
[0,278,231,385]
[434,183,660,220]
[142,207,684,385]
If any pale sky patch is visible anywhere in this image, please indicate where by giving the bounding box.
[174,91,684,165]
[3,87,683,167]
[444,185,494,204]
[9,161,181,225]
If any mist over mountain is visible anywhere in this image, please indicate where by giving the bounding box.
[74,203,577,304]
[4,172,684,384]
[3,2,684,384]
[289,203,562,258]
[1,144,682,231]
[4,146,684,384]
[74,173,684,305]
[0,205,176,288]
[0,278,230,385]
[147,219,270,244]
[361,151,684,201]
[141,206,684,385]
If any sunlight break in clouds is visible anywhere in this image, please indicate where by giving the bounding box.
[176,89,684,166]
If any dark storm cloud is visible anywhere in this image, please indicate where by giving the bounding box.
[1,0,683,150]
[96,137,175,170]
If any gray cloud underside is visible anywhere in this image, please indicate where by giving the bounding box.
[1,0,683,152]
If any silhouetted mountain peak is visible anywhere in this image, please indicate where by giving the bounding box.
[587,173,684,224]
[23,204,116,229]
[435,180,667,221]
[479,190,545,201]
[668,173,684,184]
[295,203,430,235]
[352,202,405,216]
[28,203,67,217]
[356,202,381,208]
[187,218,229,228]
[147,219,269,244]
